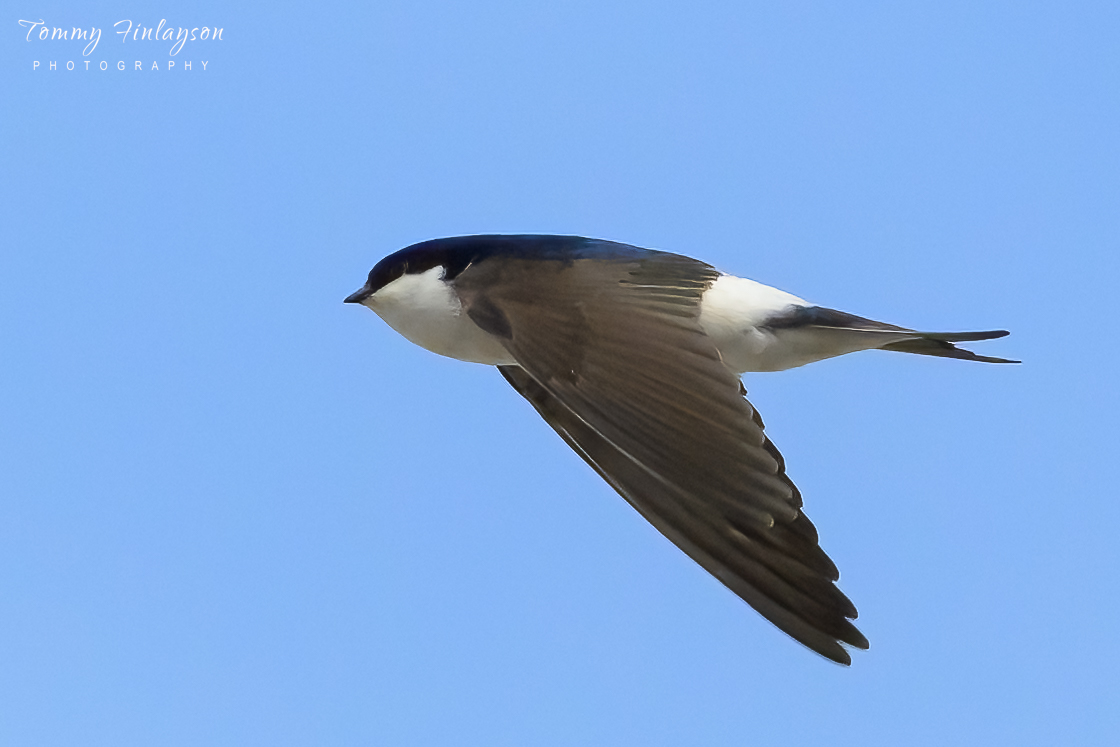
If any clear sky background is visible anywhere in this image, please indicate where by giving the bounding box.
[2,1,1118,745]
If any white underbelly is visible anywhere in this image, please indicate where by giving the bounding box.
[710,326,897,372]
[378,304,515,364]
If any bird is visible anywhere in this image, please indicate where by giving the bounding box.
[344,234,1014,665]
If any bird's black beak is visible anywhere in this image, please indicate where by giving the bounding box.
[344,286,372,304]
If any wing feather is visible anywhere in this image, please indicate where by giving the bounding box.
[459,252,866,663]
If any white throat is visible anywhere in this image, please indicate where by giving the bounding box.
[361,266,515,365]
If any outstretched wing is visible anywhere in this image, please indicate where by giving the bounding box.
[454,250,868,664]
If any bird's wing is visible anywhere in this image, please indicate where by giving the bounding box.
[454,252,867,664]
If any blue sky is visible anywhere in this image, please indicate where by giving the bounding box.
[2,1,1118,744]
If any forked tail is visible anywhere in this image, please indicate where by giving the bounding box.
[880,330,1017,363]
[768,306,1019,364]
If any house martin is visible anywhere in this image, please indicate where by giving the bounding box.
[345,234,1014,664]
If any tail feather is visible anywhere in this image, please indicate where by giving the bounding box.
[766,306,1018,364]
[916,329,1010,343]
[880,336,1019,364]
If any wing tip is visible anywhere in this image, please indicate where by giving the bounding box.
[815,635,869,667]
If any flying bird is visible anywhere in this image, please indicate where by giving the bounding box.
[345,235,1014,665]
